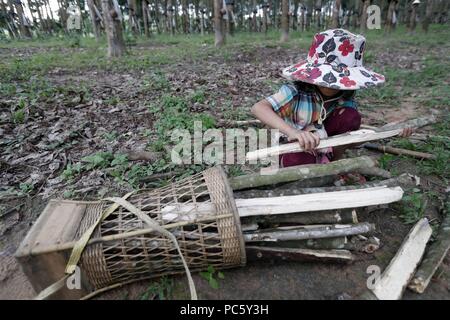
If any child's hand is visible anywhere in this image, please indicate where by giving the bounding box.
[399,127,413,137]
[288,130,320,151]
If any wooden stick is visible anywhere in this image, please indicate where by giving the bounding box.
[246,129,402,161]
[260,237,349,250]
[243,222,375,242]
[236,173,414,198]
[235,186,403,217]
[357,167,392,179]
[230,156,377,190]
[160,186,403,222]
[364,143,437,160]
[245,246,354,263]
[370,218,432,300]
[241,209,358,226]
[409,195,450,293]
[378,115,437,131]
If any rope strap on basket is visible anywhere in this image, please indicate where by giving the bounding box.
[34,192,198,300]
[103,197,198,300]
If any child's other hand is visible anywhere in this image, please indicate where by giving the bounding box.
[288,130,320,151]
[399,127,413,137]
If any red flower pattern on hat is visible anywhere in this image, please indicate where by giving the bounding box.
[339,77,356,88]
[282,29,385,90]
[338,39,354,56]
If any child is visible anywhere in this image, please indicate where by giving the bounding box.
[252,29,412,168]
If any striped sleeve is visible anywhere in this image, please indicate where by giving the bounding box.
[265,84,298,112]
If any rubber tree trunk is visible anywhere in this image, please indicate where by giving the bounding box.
[181,0,189,33]
[409,3,418,32]
[142,0,151,37]
[87,0,102,40]
[314,0,322,30]
[14,0,32,38]
[167,0,175,35]
[225,3,235,36]
[101,0,126,57]
[1,0,17,38]
[422,0,434,32]
[262,3,269,35]
[127,0,138,34]
[385,0,396,33]
[280,0,289,42]
[252,0,257,32]
[214,0,225,47]
[331,0,341,28]
[360,0,370,32]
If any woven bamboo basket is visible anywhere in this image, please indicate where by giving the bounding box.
[16,166,246,299]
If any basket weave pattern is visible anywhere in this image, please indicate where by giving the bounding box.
[76,167,245,289]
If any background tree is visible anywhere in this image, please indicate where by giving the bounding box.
[331,0,341,28]
[280,0,289,42]
[101,0,126,57]
[422,0,434,32]
[214,0,224,46]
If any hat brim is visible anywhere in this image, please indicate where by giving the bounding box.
[282,61,385,90]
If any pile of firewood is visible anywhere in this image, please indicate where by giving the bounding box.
[223,115,448,300]
[229,155,408,264]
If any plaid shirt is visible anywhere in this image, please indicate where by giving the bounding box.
[265,84,357,130]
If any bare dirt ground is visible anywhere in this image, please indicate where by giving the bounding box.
[1,36,449,300]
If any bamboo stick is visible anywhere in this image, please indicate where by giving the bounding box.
[364,143,437,160]
[243,222,375,242]
[245,246,354,263]
[409,195,450,293]
[229,156,377,190]
[235,173,414,198]
[370,218,432,300]
[246,129,402,161]
[241,209,358,226]
[378,115,437,131]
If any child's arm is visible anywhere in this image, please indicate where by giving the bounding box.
[251,99,320,151]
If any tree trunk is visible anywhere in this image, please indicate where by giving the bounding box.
[262,3,268,35]
[360,0,370,32]
[101,0,126,57]
[181,0,188,33]
[409,4,418,32]
[280,0,289,42]
[227,3,235,36]
[87,0,102,40]
[214,0,225,46]
[331,0,341,28]
[385,0,396,33]
[14,0,32,38]
[314,0,322,30]
[142,0,151,37]
[1,0,18,38]
[167,0,175,35]
[422,0,434,32]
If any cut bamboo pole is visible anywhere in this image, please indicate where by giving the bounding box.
[160,186,404,222]
[236,173,414,198]
[378,115,437,131]
[364,143,437,160]
[370,218,432,300]
[235,186,403,218]
[241,209,358,226]
[261,237,349,250]
[230,156,377,190]
[243,222,375,242]
[409,195,450,293]
[357,167,392,179]
[246,129,402,161]
[246,246,354,263]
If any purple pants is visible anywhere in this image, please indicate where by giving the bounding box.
[280,108,361,167]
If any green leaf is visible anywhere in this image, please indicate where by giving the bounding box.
[209,278,219,289]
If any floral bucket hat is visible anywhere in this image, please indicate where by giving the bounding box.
[282,29,385,90]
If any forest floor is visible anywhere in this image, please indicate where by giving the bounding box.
[1,26,449,300]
